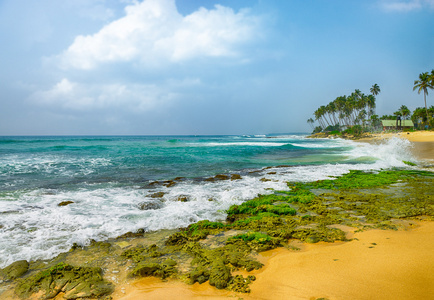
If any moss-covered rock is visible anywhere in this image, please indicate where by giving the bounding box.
[292,226,347,243]
[165,231,189,246]
[14,263,113,299]
[188,264,210,284]
[130,259,177,279]
[227,232,281,252]
[1,260,29,281]
[205,174,230,182]
[231,174,242,180]
[57,201,74,207]
[208,260,231,289]
[227,275,256,293]
[121,244,164,263]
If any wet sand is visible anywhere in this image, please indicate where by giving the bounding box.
[114,221,434,300]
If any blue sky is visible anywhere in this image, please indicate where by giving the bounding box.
[0,0,433,135]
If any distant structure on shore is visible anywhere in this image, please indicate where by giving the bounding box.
[381,118,414,131]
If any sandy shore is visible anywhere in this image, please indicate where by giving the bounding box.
[358,131,434,162]
[114,221,434,300]
[364,130,434,143]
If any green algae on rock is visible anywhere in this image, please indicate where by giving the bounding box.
[1,260,29,281]
[227,275,256,293]
[14,263,113,299]
[130,259,177,279]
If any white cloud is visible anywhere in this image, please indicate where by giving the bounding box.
[58,0,260,70]
[381,0,434,12]
[30,78,181,112]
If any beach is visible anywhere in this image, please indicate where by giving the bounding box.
[114,221,434,300]
[0,133,433,300]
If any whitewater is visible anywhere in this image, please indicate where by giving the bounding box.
[0,134,417,267]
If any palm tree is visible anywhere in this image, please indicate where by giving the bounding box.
[307,118,315,130]
[314,109,325,130]
[369,84,380,117]
[398,105,411,120]
[413,72,433,122]
[370,84,380,96]
[365,94,376,118]
[430,70,434,86]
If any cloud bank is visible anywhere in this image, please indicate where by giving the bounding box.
[30,0,262,120]
[58,0,260,70]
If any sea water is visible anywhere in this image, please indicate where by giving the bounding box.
[0,134,416,267]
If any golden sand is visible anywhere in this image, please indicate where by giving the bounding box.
[365,131,434,143]
[112,221,434,300]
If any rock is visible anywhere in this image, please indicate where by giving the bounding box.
[149,192,165,198]
[176,195,190,202]
[230,174,242,180]
[58,201,74,207]
[138,201,163,210]
[260,178,271,182]
[14,263,113,299]
[1,260,29,280]
[188,266,210,284]
[305,235,320,243]
[165,232,189,246]
[117,229,146,239]
[227,275,256,293]
[164,181,176,188]
[89,240,112,252]
[130,259,177,279]
[205,174,230,182]
[209,261,231,289]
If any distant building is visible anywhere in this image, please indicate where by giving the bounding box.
[381,119,414,131]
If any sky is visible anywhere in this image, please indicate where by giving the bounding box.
[0,0,433,135]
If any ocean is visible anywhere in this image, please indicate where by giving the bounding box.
[0,134,416,268]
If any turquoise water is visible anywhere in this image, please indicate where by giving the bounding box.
[0,134,415,267]
[0,135,352,191]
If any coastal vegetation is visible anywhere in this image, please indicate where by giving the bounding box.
[307,85,380,135]
[308,69,434,136]
[413,69,434,122]
[1,169,433,299]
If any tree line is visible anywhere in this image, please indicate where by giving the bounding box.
[308,69,434,134]
[307,84,380,134]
